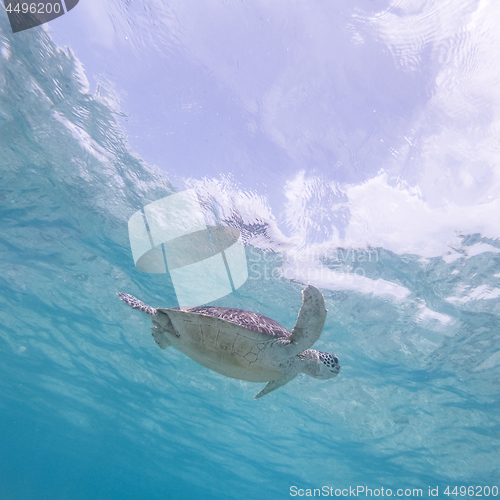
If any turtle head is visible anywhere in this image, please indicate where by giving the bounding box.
[298,349,340,379]
[317,351,340,379]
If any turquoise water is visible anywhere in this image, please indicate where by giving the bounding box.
[1,10,500,500]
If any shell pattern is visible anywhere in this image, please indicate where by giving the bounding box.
[171,306,291,339]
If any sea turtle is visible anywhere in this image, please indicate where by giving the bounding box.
[117,285,340,399]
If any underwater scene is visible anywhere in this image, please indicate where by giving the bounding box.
[1,1,499,499]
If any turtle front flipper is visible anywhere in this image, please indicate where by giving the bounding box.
[285,285,327,356]
[254,374,297,399]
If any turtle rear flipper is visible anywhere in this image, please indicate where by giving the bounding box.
[151,327,172,349]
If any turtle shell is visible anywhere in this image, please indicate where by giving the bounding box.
[156,306,291,382]
[171,306,290,338]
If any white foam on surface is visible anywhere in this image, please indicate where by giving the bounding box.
[282,171,500,258]
[281,254,412,301]
[52,110,113,163]
[446,285,500,304]
[188,171,500,305]
[417,305,454,326]
[464,243,500,258]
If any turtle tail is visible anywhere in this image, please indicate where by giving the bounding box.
[117,292,157,317]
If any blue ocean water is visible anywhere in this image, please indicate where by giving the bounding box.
[1,6,500,500]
